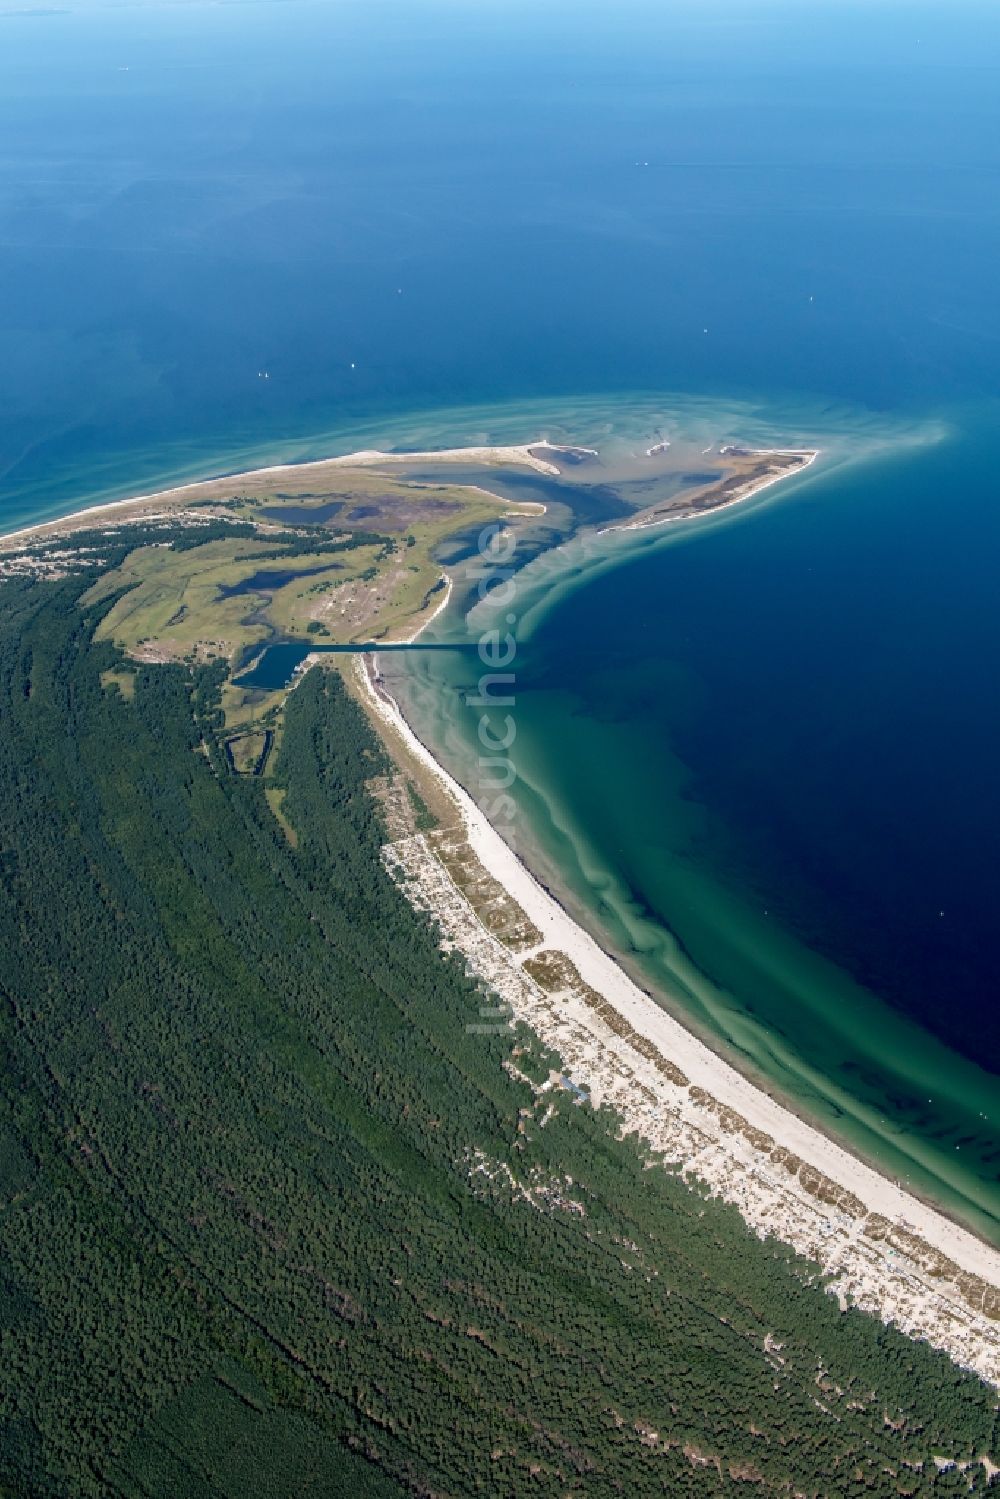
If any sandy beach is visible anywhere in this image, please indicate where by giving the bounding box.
[4,418,998,1381]
[0,437,816,556]
[0,439,573,551]
[599,448,820,535]
[356,653,1000,1385]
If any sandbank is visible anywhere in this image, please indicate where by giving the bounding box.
[600,448,820,535]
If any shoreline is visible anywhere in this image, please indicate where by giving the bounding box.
[0,438,575,551]
[400,573,454,644]
[0,438,816,556]
[598,448,820,536]
[5,415,998,1377]
[245,575,456,690]
[7,423,987,1269]
[354,654,1000,1384]
[360,658,999,1279]
[495,810,996,1248]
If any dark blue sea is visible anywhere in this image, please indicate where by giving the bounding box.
[3,0,999,1233]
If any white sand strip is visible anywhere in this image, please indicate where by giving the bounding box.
[599,449,820,535]
[356,658,1000,1288]
[0,440,572,549]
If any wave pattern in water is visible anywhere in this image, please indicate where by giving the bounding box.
[386,396,1000,1243]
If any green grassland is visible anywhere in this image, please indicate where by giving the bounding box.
[100,666,136,701]
[226,731,271,775]
[74,467,521,734]
[86,537,365,658]
[87,472,514,654]
[0,539,997,1497]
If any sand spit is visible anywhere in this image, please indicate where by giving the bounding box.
[0,439,576,551]
[356,657,1000,1389]
[600,448,819,535]
[402,573,454,643]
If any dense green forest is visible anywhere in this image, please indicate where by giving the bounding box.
[0,533,997,1496]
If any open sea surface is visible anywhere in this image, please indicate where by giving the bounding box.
[3,0,999,1235]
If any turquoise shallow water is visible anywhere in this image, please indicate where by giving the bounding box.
[3,2,999,1233]
[386,398,1000,1240]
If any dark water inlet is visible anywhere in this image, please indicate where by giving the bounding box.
[235,639,474,691]
[218,564,339,598]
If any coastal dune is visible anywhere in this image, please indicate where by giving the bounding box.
[357,655,1000,1387]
